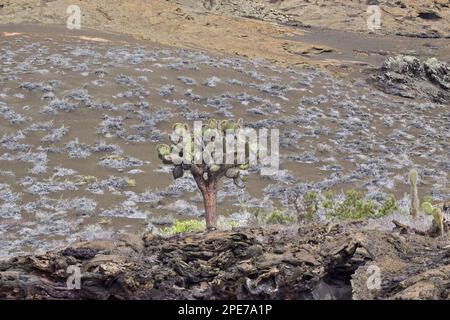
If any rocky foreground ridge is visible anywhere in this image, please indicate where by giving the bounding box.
[1,223,449,300]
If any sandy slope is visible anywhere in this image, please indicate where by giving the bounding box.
[1,1,449,68]
[199,0,450,37]
[0,0,308,66]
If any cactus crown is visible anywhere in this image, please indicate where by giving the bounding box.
[409,169,418,185]
[422,202,445,236]
[422,202,443,220]
[157,118,250,188]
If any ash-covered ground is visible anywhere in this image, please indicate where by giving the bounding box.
[0,25,448,257]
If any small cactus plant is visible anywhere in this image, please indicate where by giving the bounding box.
[157,119,253,229]
[409,169,420,218]
[422,202,445,237]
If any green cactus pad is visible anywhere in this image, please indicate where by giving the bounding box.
[209,164,221,172]
[422,202,434,214]
[157,144,171,157]
[172,123,189,132]
[219,120,229,132]
[209,119,218,129]
[238,163,250,170]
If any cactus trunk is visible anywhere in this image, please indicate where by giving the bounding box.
[202,183,217,229]
[410,184,419,218]
[409,169,419,218]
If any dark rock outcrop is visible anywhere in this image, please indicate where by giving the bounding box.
[1,224,449,300]
[374,55,450,103]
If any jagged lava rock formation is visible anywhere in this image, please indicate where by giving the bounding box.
[1,224,449,300]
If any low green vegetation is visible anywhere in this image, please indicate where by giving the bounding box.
[291,189,399,222]
[157,189,401,235]
[377,194,399,217]
[242,205,295,226]
[161,219,205,235]
[324,190,398,220]
[327,190,375,220]
[303,191,320,222]
[266,209,294,224]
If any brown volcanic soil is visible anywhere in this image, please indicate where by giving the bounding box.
[1,0,449,69]
[0,0,308,66]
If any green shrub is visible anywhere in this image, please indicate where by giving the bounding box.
[250,207,265,224]
[322,190,335,217]
[325,190,399,221]
[303,191,319,221]
[376,194,398,217]
[218,218,240,230]
[326,189,375,220]
[162,219,205,235]
[266,209,293,225]
[244,190,400,225]
[243,205,293,226]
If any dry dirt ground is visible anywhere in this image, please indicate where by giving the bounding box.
[1,0,449,68]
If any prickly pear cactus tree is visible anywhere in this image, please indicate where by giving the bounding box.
[422,202,445,237]
[157,119,253,229]
[409,169,420,218]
